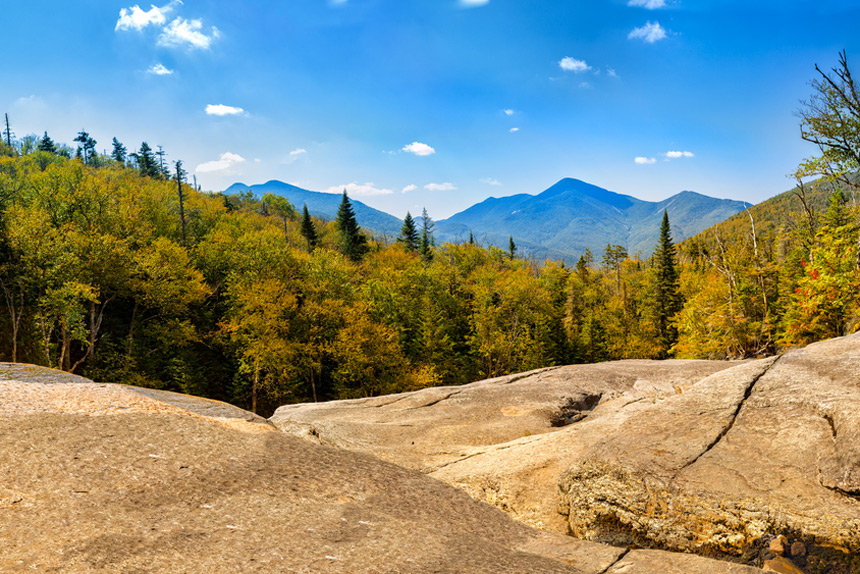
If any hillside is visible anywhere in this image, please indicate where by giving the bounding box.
[224,180,404,238]
[435,178,750,261]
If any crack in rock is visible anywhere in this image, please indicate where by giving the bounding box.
[596,547,630,574]
[405,389,464,410]
[674,355,782,477]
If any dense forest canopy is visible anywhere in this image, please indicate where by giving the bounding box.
[0,53,857,415]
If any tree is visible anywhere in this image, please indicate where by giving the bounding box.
[156,145,168,178]
[653,210,682,353]
[398,212,419,252]
[74,131,97,165]
[262,193,297,240]
[300,204,319,251]
[335,190,367,261]
[111,138,127,164]
[132,142,159,178]
[508,236,517,259]
[174,160,188,247]
[4,114,13,148]
[796,51,860,198]
[419,207,435,261]
[37,132,56,154]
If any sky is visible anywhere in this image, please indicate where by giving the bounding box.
[4,1,860,219]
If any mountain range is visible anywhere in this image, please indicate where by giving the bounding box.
[224,178,751,261]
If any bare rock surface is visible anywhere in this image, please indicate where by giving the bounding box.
[0,364,764,573]
[272,335,860,573]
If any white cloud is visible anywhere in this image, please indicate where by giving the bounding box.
[158,17,220,49]
[634,156,657,165]
[510,127,520,133]
[322,182,394,196]
[628,21,667,43]
[480,178,502,186]
[402,142,436,156]
[147,63,174,75]
[607,68,618,78]
[290,148,307,157]
[666,150,694,159]
[627,0,667,8]
[196,152,246,173]
[402,184,418,193]
[424,182,457,191]
[503,109,515,116]
[460,0,490,6]
[205,104,244,116]
[579,81,593,89]
[116,3,175,31]
[281,148,307,164]
[559,57,592,73]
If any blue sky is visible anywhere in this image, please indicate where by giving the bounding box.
[5,1,859,219]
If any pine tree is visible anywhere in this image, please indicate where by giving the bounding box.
[653,210,682,354]
[300,204,319,251]
[4,114,13,148]
[111,138,127,164]
[398,212,419,252]
[508,236,517,259]
[132,142,159,178]
[336,190,367,261]
[468,230,475,245]
[37,132,56,154]
[174,160,188,247]
[419,207,435,261]
[74,131,97,164]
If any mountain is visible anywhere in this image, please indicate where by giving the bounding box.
[435,178,751,261]
[223,180,403,238]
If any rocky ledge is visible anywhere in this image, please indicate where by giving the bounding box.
[272,334,860,573]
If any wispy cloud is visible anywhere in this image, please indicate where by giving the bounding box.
[627,0,667,8]
[158,17,221,49]
[402,142,436,156]
[459,0,490,7]
[628,21,667,43]
[116,2,176,31]
[480,178,502,186]
[510,127,520,133]
[402,184,418,193]
[196,152,246,173]
[666,150,694,159]
[634,156,657,165]
[424,182,457,191]
[147,63,174,75]
[322,182,394,196]
[282,148,307,164]
[607,68,618,78]
[205,104,244,116]
[503,109,515,116]
[559,57,592,73]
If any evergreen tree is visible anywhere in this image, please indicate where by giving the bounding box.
[174,160,188,247]
[111,138,127,164]
[468,230,475,245]
[74,131,97,164]
[156,145,169,177]
[4,114,13,148]
[653,210,682,354]
[132,142,159,178]
[398,212,419,252]
[37,132,56,154]
[300,204,319,251]
[335,190,367,261]
[508,236,517,259]
[419,207,435,261]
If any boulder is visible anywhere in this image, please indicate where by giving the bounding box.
[0,363,764,574]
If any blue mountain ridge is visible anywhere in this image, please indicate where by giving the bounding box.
[223,178,751,262]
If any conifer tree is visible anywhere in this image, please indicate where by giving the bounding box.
[419,207,435,261]
[174,160,188,247]
[132,142,159,178]
[37,132,56,154]
[468,230,475,245]
[508,236,517,259]
[335,190,367,261]
[300,204,319,251]
[4,114,13,147]
[654,210,682,353]
[111,138,127,164]
[74,131,97,164]
[398,212,419,252]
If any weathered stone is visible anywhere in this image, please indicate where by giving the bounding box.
[763,556,806,573]
[789,541,806,557]
[769,535,788,556]
[0,365,765,574]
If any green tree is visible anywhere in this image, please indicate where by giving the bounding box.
[262,193,297,239]
[653,210,682,354]
[37,132,56,154]
[300,204,319,251]
[508,236,517,259]
[132,142,159,178]
[419,207,435,261]
[74,131,97,165]
[336,190,368,261]
[398,211,419,252]
[174,160,188,247]
[111,138,127,164]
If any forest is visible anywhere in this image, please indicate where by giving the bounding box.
[0,53,857,415]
